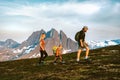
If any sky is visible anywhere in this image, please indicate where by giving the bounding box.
[0,0,120,43]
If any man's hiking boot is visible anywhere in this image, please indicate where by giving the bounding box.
[85,58,92,63]
[76,59,81,63]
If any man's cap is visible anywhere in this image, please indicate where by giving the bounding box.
[83,26,88,29]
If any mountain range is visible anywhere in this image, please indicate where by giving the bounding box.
[0,28,78,61]
[0,39,20,49]
[0,28,120,62]
[88,39,120,49]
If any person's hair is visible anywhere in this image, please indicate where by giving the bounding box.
[59,44,62,47]
[82,26,88,30]
[40,33,46,41]
[41,33,45,35]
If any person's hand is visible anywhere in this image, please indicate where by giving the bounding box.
[86,43,89,46]
[42,48,45,51]
[81,44,84,47]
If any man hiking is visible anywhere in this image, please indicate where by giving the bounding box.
[75,26,90,62]
[39,33,48,64]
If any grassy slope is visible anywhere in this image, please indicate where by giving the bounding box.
[0,45,120,80]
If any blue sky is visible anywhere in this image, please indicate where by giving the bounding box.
[0,0,120,43]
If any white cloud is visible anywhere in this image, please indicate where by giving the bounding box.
[0,1,120,42]
[112,3,120,14]
[5,2,101,17]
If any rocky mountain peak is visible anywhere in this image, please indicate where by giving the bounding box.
[19,29,46,48]
[46,28,58,38]
[60,30,68,49]
[0,39,20,48]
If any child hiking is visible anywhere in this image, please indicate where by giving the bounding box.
[39,33,48,64]
[75,26,90,62]
[53,44,65,64]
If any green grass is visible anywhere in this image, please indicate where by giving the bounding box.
[0,45,120,80]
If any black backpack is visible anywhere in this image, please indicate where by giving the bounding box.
[75,31,80,41]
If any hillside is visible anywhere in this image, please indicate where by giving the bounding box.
[0,45,120,80]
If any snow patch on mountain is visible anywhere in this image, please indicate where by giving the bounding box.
[13,45,37,54]
[13,47,27,53]
[29,53,40,58]
[63,49,71,54]
[88,39,119,49]
[24,45,37,54]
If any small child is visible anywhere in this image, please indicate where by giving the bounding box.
[53,44,64,64]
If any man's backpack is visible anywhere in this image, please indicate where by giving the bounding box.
[75,31,80,41]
